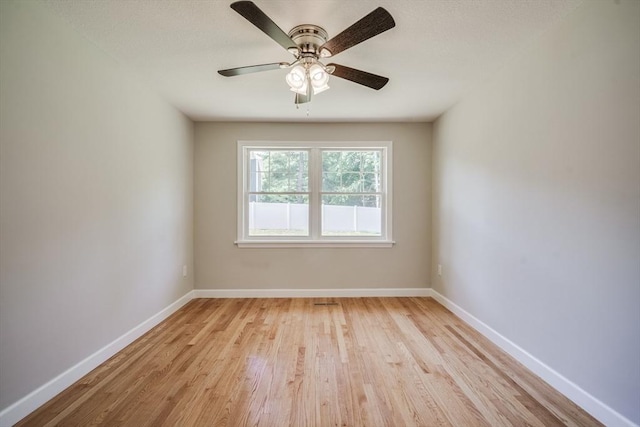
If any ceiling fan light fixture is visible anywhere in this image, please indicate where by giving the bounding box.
[312,82,330,95]
[309,63,330,94]
[286,65,308,94]
[220,2,395,105]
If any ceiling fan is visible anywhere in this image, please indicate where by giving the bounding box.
[218,1,395,105]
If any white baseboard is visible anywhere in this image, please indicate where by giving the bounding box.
[193,287,431,298]
[0,291,195,427]
[430,290,638,427]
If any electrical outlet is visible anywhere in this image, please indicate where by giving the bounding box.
[182,265,187,277]
[437,264,442,276]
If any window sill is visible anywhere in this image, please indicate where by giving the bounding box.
[235,240,395,248]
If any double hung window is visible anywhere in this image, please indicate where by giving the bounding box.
[237,141,393,247]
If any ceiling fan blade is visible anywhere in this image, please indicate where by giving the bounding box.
[328,64,389,90]
[218,62,286,77]
[319,7,395,58]
[230,1,299,54]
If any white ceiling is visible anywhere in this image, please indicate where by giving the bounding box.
[41,0,582,122]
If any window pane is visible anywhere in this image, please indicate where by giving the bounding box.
[322,150,381,192]
[362,173,380,192]
[249,195,309,236]
[322,172,340,192]
[250,150,308,192]
[321,195,381,236]
[322,172,360,192]
[361,151,381,173]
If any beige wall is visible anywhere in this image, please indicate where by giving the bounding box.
[195,122,431,290]
[432,0,639,423]
[0,1,194,411]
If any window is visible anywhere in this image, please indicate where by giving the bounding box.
[237,141,393,247]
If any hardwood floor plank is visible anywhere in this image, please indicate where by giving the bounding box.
[16,298,602,427]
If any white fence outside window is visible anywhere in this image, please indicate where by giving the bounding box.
[249,202,381,234]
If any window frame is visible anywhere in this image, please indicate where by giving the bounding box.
[236,140,394,248]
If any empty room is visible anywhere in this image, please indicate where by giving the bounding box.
[0,0,638,426]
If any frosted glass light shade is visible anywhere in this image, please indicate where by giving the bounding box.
[309,64,330,94]
[285,65,308,95]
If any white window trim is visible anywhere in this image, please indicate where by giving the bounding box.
[236,140,394,248]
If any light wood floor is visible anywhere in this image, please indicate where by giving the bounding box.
[18,298,601,426]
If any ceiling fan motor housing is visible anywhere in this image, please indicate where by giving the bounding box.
[288,25,328,57]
